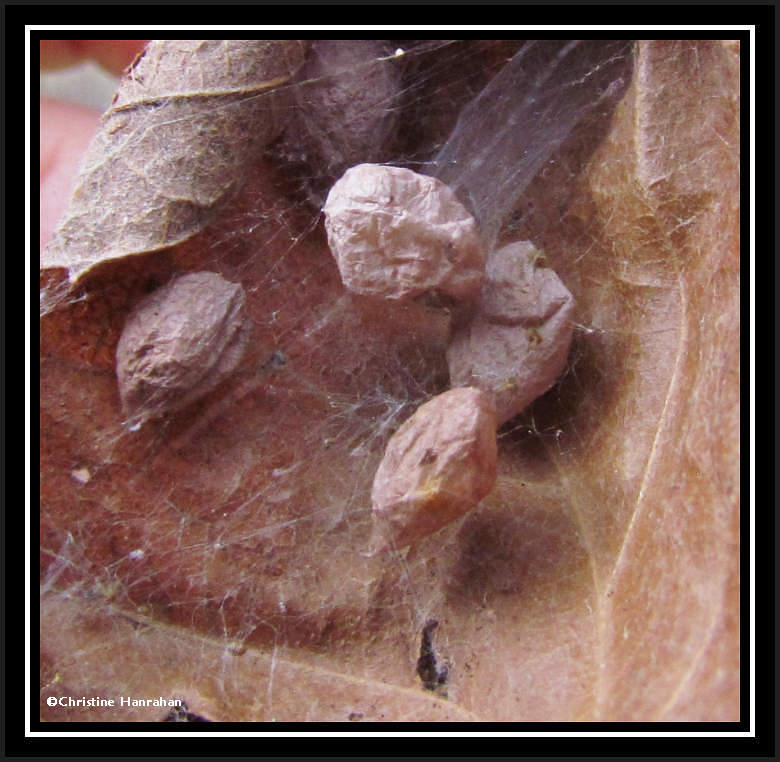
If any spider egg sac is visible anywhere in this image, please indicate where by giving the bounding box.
[323,163,486,302]
[369,387,498,553]
[116,271,250,427]
[447,241,575,425]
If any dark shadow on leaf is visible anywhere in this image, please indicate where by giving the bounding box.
[445,502,587,610]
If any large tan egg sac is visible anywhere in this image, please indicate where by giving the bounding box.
[116,271,250,428]
[369,387,498,553]
[447,241,575,425]
[323,163,486,302]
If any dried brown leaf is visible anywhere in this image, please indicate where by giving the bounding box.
[41,40,305,287]
[39,40,740,722]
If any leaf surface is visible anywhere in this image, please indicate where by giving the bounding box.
[39,40,740,723]
[41,40,305,290]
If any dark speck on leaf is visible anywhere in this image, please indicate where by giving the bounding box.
[416,619,449,695]
[161,701,212,722]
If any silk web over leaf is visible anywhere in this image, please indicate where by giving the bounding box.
[39,39,740,723]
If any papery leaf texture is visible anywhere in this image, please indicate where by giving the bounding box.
[40,40,739,722]
[42,40,305,290]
